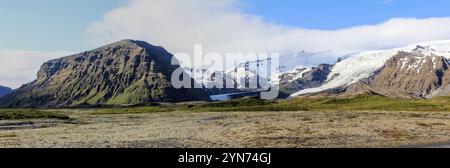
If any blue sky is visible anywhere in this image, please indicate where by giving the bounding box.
[245,0,450,29]
[0,0,126,51]
[2,0,450,51]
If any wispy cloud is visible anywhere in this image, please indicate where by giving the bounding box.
[0,50,73,88]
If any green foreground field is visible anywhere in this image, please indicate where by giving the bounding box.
[91,94,450,115]
[284,94,450,112]
[2,94,450,118]
[0,109,70,120]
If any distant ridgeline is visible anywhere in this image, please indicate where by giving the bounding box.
[0,85,12,98]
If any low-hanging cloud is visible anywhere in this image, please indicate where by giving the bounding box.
[0,50,73,88]
[87,0,450,59]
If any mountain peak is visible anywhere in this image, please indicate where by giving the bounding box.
[117,39,149,46]
[412,45,437,55]
[102,39,164,51]
[120,39,139,43]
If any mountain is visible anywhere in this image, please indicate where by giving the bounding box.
[350,52,450,99]
[189,50,344,96]
[278,50,347,72]
[205,60,271,91]
[291,40,450,99]
[186,58,274,95]
[279,64,332,97]
[0,40,210,108]
[313,51,450,99]
[0,85,12,97]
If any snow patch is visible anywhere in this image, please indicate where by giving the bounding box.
[284,68,312,83]
[291,40,450,97]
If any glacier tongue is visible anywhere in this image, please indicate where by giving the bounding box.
[291,40,450,97]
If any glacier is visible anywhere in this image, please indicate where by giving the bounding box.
[290,40,450,97]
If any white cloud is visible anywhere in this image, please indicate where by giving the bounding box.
[87,0,450,60]
[87,0,285,54]
[0,50,73,88]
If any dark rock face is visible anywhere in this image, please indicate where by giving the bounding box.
[360,51,450,98]
[0,85,12,97]
[0,40,210,108]
[280,64,332,97]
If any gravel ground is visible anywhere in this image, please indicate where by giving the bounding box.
[1,110,450,148]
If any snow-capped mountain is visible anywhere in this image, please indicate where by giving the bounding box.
[185,50,345,95]
[291,40,450,98]
[367,51,450,98]
[204,59,273,91]
[279,64,332,97]
[278,50,345,72]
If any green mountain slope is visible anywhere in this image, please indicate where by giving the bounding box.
[0,40,210,108]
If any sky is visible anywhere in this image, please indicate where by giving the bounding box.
[244,0,450,29]
[0,0,126,51]
[3,0,450,88]
[3,0,450,51]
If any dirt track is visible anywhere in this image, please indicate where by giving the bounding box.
[1,110,450,148]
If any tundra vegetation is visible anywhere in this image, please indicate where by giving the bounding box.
[2,95,450,148]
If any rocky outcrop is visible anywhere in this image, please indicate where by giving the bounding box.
[0,40,210,108]
[280,64,332,97]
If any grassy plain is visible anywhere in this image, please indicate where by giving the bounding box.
[2,95,450,148]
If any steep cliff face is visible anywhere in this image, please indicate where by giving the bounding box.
[0,40,210,108]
